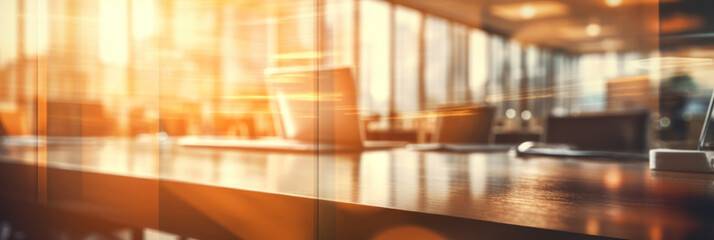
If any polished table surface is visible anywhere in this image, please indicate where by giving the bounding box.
[1,137,714,239]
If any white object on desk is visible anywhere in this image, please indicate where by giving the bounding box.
[649,149,714,173]
[650,90,714,173]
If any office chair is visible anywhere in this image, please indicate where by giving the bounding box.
[0,117,7,155]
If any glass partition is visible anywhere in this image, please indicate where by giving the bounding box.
[6,0,714,238]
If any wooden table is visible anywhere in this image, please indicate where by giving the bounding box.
[1,138,713,239]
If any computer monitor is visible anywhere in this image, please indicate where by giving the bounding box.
[698,91,714,150]
[266,67,364,147]
[545,111,650,152]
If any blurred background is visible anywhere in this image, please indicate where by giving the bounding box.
[2,0,714,239]
[0,0,713,149]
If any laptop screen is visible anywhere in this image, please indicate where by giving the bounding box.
[267,67,364,147]
[698,92,714,150]
[434,106,495,144]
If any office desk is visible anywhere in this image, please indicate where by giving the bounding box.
[1,139,713,239]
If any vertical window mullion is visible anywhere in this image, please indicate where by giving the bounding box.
[388,3,396,129]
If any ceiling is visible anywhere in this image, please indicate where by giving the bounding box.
[389,0,661,54]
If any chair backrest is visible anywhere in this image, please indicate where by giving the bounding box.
[0,114,6,155]
[0,116,7,137]
[0,112,26,136]
[433,106,495,144]
[545,111,650,152]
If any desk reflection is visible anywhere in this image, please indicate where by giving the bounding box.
[1,138,714,239]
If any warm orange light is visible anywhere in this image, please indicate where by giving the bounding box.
[585,218,600,235]
[649,224,662,240]
[605,0,623,7]
[373,226,447,240]
[604,169,622,190]
[271,51,326,60]
[520,4,536,19]
[586,23,601,37]
[660,13,704,33]
[490,1,568,21]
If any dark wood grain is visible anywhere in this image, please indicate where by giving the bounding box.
[1,139,713,239]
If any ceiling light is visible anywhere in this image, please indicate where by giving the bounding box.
[605,0,623,7]
[520,4,536,19]
[586,23,601,37]
[490,1,568,21]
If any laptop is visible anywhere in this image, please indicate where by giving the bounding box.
[407,105,513,152]
[433,105,495,144]
[698,91,714,151]
[178,67,406,152]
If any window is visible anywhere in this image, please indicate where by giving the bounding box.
[469,29,488,104]
[324,0,354,67]
[359,0,391,121]
[424,16,450,109]
[394,6,420,113]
